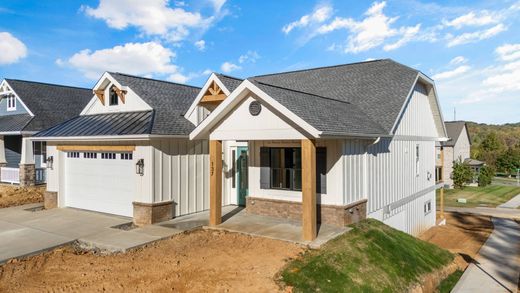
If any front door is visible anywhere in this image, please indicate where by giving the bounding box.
[237,146,248,206]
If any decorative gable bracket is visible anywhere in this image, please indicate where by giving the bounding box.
[93,86,127,105]
[112,86,127,104]
[200,81,227,104]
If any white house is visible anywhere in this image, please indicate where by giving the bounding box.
[36,59,447,240]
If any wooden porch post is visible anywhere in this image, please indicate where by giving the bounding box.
[209,140,222,226]
[301,139,317,241]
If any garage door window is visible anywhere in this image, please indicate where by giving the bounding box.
[67,152,80,158]
[120,153,133,160]
[101,153,116,159]
[84,152,97,159]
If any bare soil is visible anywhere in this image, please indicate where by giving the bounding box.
[0,184,44,208]
[420,212,493,269]
[0,229,303,292]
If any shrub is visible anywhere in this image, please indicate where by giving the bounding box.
[478,165,495,187]
[452,160,472,189]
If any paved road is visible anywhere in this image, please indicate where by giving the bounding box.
[452,217,520,293]
[444,206,520,219]
[498,193,520,209]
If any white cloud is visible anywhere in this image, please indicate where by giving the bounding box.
[282,5,333,34]
[220,61,241,73]
[209,0,226,13]
[446,23,506,47]
[432,65,471,80]
[0,32,27,65]
[168,73,190,83]
[449,56,467,65]
[443,11,500,29]
[195,40,206,51]
[495,43,520,61]
[83,0,220,43]
[238,50,260,63]
[60,42,185,80]
[202,69,213,75]
[316,1,421,53]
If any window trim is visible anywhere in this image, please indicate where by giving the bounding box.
[424,200,432,215]
[268,147,302,191]
[415,144,420,177]
[6,95,16,111]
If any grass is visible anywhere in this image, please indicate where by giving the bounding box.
[280,219,453,293]
[437,270,463,293]
[437,184,520,208]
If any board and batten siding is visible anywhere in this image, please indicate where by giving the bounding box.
[151,139,209,217]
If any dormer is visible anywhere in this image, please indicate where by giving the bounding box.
[81,72,152,115]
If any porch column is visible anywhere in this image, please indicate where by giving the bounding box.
[301,138,317,241]
[439,146,445,220]
[209,140,223,226]
[20,136,35,187]
[0,136,6,166]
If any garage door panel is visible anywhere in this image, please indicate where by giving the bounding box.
[64,153,135,217]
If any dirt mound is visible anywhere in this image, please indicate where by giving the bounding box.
[0,229,303,292]
[0,185,44,208]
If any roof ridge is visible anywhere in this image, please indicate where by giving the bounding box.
[5,79,90,91]
[252,59,391,78]
[215,73,244,81]
[251,79,351,105]
[109,72,201,89]
[82,110,153,117]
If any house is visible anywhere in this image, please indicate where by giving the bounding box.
[36,59,447,240]
[0,79,92,186]
[435,121,471,188]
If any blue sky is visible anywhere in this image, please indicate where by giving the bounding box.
[1,0,519,124]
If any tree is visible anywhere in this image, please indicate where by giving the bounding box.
[481,132,501,152]
[452,160,473,189]
[478,165,495,187]
[496,147,520,175]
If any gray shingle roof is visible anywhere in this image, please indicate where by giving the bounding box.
[253,81,387,136]
[215,74,243,92]
[0,114,33,132]
[5,79,92,131]
[109,73,200,135]
[35,111,152,137]
[443,121,470,147]
[252,59,419,135]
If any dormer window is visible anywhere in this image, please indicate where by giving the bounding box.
[6,94,16,111]
[109,87,119,106]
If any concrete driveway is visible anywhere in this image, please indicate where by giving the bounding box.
[0,203,201,264]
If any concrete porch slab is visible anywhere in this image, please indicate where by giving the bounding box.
[209,207,350,248]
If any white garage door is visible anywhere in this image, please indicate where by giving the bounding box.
[64,151,135,217]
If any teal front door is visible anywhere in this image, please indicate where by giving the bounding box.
[237,146,248,206]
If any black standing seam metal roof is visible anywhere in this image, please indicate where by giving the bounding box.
[4,79,92,132]
[34,111,153,137]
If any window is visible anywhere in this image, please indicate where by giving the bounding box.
[33,141,47,164]
[120,153,133,160]
[101,152,116,159]
[260,147,327,193]
[6,94,16,111]
[67,152,80,158]
[84,152,97,159]
[109,87,119,106]
[424,200,432,215]
[415,144,420,177]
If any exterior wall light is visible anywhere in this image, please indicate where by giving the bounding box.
[47,156,54,170]
[136,159,144,176]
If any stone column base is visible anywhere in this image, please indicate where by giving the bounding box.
[44,191,58,209]
[133,201,173,226]
[19,164,36,187]
[246,196,367,227]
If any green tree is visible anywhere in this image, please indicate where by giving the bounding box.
[452,160,473,189]
[496,147,520,175]
[478,165,495,187]
[481,132,501,152]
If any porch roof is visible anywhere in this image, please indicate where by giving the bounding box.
[0,114,33,133]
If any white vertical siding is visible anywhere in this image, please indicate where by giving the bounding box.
[151,139,209,217]
[343,139,366,204]
[395,82,438,137]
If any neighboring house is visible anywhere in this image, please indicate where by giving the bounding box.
[435,121,471,188]
[36,59,447,240]
[0,79,91,186]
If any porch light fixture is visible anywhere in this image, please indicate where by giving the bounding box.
[47,156,54,170]
[136,159,144,176]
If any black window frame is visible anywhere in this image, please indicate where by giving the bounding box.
[268,147,302,191]
[109,87,119,106]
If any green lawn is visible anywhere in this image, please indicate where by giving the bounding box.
[437,270,464,293]
[437,185,520,208]
[280,219,453,293]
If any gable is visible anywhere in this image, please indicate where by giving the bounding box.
[210,95,307,141]
[0,80,32,117]
[81,73,152,115]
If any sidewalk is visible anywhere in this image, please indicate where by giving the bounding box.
[452,217,520,293]
[498,193,520,209]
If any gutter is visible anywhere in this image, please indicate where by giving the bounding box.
[29,134,189,142]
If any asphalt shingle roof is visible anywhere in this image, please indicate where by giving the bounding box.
[109,73,201,135]
[252,59,419,135]
[35,111,152,137]
[215,74,243,92]
[5,79,92,131]
[443,121,469,147]
[0,114,33,133]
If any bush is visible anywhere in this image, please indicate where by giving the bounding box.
[452,160,472,189]
[478,165,495,187]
